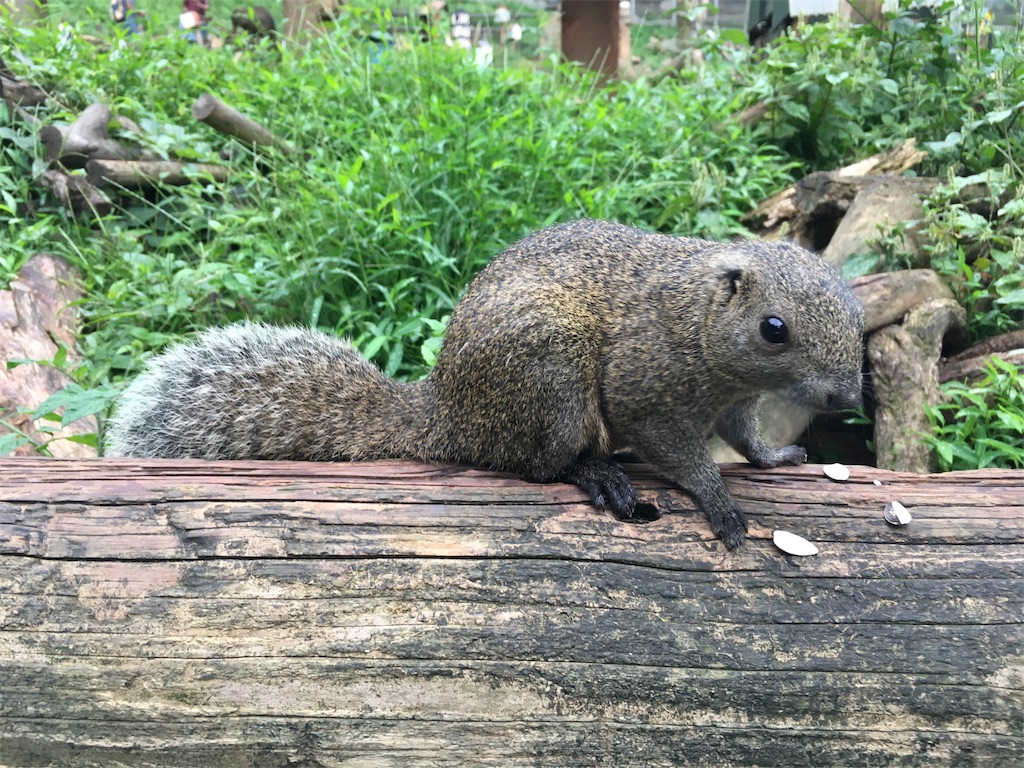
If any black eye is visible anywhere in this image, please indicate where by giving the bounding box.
[760,316,789,345]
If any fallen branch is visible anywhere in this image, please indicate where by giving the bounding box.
[849,269,954,334]
[744,139,928,234]
[191,93,294,154]
[0,72,49,108]
[940,330,1024,383]
[86,159,230,188]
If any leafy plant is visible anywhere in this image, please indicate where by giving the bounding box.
[920,172,1024,341]
[2,348,123,455]
[926,357,1024,471]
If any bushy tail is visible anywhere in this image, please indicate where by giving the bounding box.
[105,322,433,461]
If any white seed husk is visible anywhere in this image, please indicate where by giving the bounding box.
[823,463,850,482]
[773,530,819,557]
[884,500,913,526]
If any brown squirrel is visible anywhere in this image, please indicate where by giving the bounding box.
[106,219,864,549]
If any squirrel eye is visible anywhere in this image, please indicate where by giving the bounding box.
[760,316,789,345]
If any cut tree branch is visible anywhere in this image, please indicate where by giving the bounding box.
[86,159,230,188]
[191,93,295,154]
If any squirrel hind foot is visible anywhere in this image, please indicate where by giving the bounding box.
[560,456,639,519]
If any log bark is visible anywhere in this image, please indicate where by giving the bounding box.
[0,72,49,107]
[822,176,939,270]
[744,139,928,237]
[867,298,967,473]
[1,458,1021,766]
[191,92,294,154]
[86,159,230,188]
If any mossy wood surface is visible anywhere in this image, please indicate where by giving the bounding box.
[1,458,1022,767]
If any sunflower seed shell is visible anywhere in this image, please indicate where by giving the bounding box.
[884,500,913,526]
[773,530,819,557]
[823,463,850,482]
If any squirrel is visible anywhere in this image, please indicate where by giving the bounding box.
[106,219,864,549]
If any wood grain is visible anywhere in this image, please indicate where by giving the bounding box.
[1,458,1022,767]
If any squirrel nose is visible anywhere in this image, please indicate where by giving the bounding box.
[827,382,863,412]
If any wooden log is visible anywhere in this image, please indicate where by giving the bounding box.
[86,159,230,188]
[0,72,49,107]
[744,139,928,237]
[1,458,1021,766]
[867,299,967,473]
[191,92,294,154]
[0,255,98,458]
[822,176,939,270]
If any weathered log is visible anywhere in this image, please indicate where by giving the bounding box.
[0,72,49,107]
[191,92,294,154]
[867,298,967,473]
[822,176,940,270]
[744,139,928,237]
[38,168,113,217]
[940,330,1024,384]
[0,256,98,458]
[86,159,231,188]
[850,269,956,334]
[39,103,147,170]
[1,458,1021,766]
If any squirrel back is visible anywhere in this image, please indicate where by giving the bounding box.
[107,219,864,549]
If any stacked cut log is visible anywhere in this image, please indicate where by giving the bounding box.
[3,55,293,213]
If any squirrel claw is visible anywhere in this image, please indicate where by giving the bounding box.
[561,457,638,519]
[709,503,749,550]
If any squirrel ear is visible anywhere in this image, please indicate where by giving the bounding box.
[713,249,753,300]
[723,268,743,298]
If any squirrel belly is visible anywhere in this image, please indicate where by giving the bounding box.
[106,219,865,550]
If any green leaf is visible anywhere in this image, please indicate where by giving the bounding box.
[994,288,1024,307]
[0,432,31,456]
[65,433,100,448]
[719,29,749,46]
[877,78,899,95]
[840,251,880,279]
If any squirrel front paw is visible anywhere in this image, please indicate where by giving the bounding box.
[749,444,807,469]
[707,501,749,550]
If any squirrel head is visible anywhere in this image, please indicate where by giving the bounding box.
[699,241,865,413]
